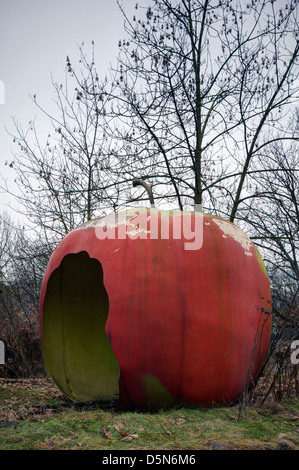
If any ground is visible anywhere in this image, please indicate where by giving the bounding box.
[0,377,298,450]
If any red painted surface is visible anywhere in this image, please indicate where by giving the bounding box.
[40,209,272,408]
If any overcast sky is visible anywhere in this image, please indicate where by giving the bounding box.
[0,0,142,220]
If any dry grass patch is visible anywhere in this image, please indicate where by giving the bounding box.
[0,378,298,450]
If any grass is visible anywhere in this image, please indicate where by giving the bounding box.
[0,377,298,450]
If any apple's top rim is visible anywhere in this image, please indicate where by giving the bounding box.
[71,207,233,233]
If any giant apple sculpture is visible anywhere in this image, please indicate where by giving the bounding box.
[40,205,272,410]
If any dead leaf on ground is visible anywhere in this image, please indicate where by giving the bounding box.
[121,433,139,442]
[7,410,16,422]
[114,423,127,435]
[174,418,186,425]
[114,422,126,429]
[28,407,37,414]
[101,425,113,440]
[121,436,134,442]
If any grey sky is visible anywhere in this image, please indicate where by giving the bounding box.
[0,0,140,219]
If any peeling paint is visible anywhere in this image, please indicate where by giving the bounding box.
[212,219,253,256]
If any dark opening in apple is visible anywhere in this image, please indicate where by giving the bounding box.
[42,251,120,402]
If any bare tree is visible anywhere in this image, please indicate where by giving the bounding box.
[0,213,14,280]
[111,0,299,217]
[5,1,298,235]
[244,140,299,301]
[5,45,124,240]
[0,215,46,377]
[236,137,299,404]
